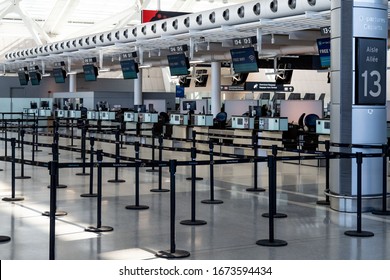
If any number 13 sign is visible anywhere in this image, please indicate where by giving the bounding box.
[355,38,387,105]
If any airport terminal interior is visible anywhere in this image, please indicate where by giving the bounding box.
[1,0,390,260]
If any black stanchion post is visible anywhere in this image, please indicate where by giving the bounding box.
[33,118,42,152]
[156,160,190,259]
[48,160,58,260]
[126,142,149,210]
[256,155,288,247]
[372,144,390,216]
[68,119,77,147]
[146,134,158,173]
[247,130,266,192]
[2,138,24,202]
[47,134,67,189]
[15,129,31,180]
[81,137,98,197]
[150,135,169,193]
[262,145,287,218]
[42,143,67,217]
[76,124,89,176]
[85,150,114,232]
[344,152,374,237]
[317,140,331,205]
[107,128,125,183]
[4,121,8,158]
[17,119,21,148]
[180,147,207,226]
[202,140,223,204]
[186,130,203,181]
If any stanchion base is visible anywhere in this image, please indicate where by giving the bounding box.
[186,177,203,181]
[256,239,288,247]
[120,147,127,150]
[344,230,374,237]
[146,169,158,173]
[80,193,98,198]
[150,188,170,193]
[47,184,67,189]
[15,176,31,180]
[67,145,78,147]
[2,197,24,202]
[246,188,266,192]
[107,179,126,183]
[262,213,288,219]
[75,157,89,160]
[180,219,207,226]
[42,211,68,217]
[156,250,190,259]
[316,200,330,206]
[0,236,11,243]
[201,199,223,205]
[125,205,149,210]
[372,210,390,216]
[75,173,90,176]
[0,169,3,171]
[32,149,42,152]
[85,226,114,232]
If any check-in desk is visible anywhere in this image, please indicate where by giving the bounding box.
[316,119,330,135]
[55,109,68,118]
[68,110,81,119]
[23,108,38,117]
[231,116,254,129]
[38,109,52,117]
[192,114,213,127]
[99,111,116,121]
[87,111,99,120]
[170,114,189,126]
[139,112,158,123]
[258,117,288,131]
[124,112,138,122]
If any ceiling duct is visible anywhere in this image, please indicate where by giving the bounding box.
[5,0,331,62]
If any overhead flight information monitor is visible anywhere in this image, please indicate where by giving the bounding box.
[230,47,259,73]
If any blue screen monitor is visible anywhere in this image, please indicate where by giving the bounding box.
[316,38,331,68]
[29,71,41,85]
[120,59,139,79]
[167,53,190,76]
[83,64,98,81]
[18,71,29,86]
[230,47,259,73]
[53,68,66,83]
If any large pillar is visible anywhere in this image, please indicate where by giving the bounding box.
[134,69,142,105]
[329,0,388,212]
[211,61,221,116]
[69,73,77,92]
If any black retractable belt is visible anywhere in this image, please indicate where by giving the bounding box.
[75,124,89,176]
[2,138,24,202]
[107,128,125,183]
[201,140,223,204]
[85,149,114,233]
[47,133,67,189]
[156,160,190,259]
[15,129,31,180]
[150,135,169,193]
[186,130,203,181]
[372,144,390,216]
[146,134,158,173]
[344,152,374,237]
[81,137,98,198]
[247,130,265,192]
[125,142,149,210]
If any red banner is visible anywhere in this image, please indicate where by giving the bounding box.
[141,10,190,23]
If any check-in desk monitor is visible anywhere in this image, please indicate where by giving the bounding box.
[316,119,330,134]
[192,114,213,126]
[259,117,288,131]
[231,116,254,129]
[170,114,188,125]
[68,110,81,119]
[139,112,158,123]
[99,111,116,121]
[124,112,138,122]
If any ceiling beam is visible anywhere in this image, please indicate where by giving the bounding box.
[43,0,81,36]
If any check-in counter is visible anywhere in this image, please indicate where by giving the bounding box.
[68,110,81,119]
[170,114,189,125]
[124,112,138,122]
[192,114,213,126]
[55,109,68,118]
[316,119,330,134]
[258,117,288,131]
[139,112,158,123]
[231,116,254,129]
[99,111,116,121]
[87,111,99,120]
[38,109,52,117]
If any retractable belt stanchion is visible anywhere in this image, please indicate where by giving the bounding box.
[85,150,114,232]
[372,144,390,216]
[42,143,67,217]
[48,160,58,260]
[186,130,203,181]
[107,128,126,183]
[33,118,42,152]
[146,134,158,173]
[15,129,31,180]
[4,121,8,158]
[317,140,331,205]
[2,138,24,202]
[262,145,287,219]
[126,142,149,210]
[344,152,374,237]
[47,131,67,189]
[202,140,223,204]
[256,155,288,247]
[81,137,97,198]
[247,130,266,192]
[17,119,21,148]
[76,124,89,176]
[68,119,77,147]
[180,147,207,226]
[150,135,169,193]
[156,160,190,259]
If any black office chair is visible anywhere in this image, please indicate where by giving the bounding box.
[214,111,227,129]
[298,113,306,130]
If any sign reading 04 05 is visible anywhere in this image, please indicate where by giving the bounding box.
[355,38,386,105]
[232,36,257,46]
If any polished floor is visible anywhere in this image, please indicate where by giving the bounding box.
[1,129,390,260]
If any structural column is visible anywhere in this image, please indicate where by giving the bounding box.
[134,69,143,105]
[211,61,221,116]
[329,0,388,211]
[69,73,77,92]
